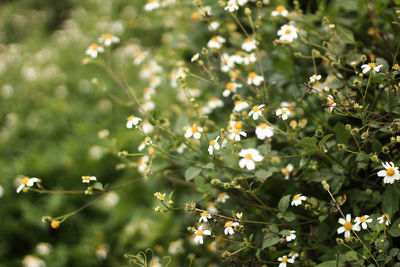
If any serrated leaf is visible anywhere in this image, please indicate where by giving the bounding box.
[185,166,202,181]
[261,233,280,249]
[382,185,399,217]
[278,194,291,213]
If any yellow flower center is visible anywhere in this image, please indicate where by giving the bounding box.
[21,177,30,185]
[386,168,395,176]
[245,38,252,44]
[259,123,268,129]
[285,29,292,34]
[219,193,225,198]
[252,106,260,112]
[289,106,295,112]
[211,36,218,42]
[245,153,253,160]
[226,82,235,90]
[90,44,99,50]
[209,97,218,102]
[368,62,376,68]
[210,140,216,146]
[248,72,257,79]
[201,211,208,217]
[344,221,353,231]
[191,125,199,133]
[196,229,203,236]
[281,109,287,114]
[225,221,233,227]
[231,72,239,79]
[327,98,335,105]
[283,169,290,175]
[127,115,135,121]
[104,33,112,40]
[281,256,288,263]
[148,148,155,156]
[293,194,300,200]
[276,6,286,12]
[191,12,200,20]
[82,176,90,181]
[360,216,367,222]
[51,220,60,229]
[234,121,242,129]
[234,129,240,134]
[235,100,243,106]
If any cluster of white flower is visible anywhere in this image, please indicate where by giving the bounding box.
[337,213,390,239]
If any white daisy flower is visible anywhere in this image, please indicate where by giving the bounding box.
[223,82,242,97]
[377,214,391,226]
[272,5,289,17]
[238,148,264,170]
[133,50,149,65]
[233,100,249,112]
[326,95,336,113]
[85,44,104,58]
[81,176,97,183]
[228,121,247,141]
[248,104,265,120]
[282,164,294,179]
[277,24,298,43]
[241,38,257,52]
[242,53,257,65]
[291,194,306,206]
[285,230,296,242]
[255,123,274,140]
[354,215,372,230]
[217,192,229,203]
[207,36,226,49]
[337,214,360,238]
[191,53,199,62]
[361,62,383,74]
[247,72,264,86]
[154,192,165,201]
[149,76,161,88]
[278,255,294,267]
[199,211,212,223]
[98,33,120,47]
[224,220,240,235]
[142,120,154,134]
[220,53,236,72]
[185,124,204,139]
[236,212,243,220]
[377,161,400,184]
[144,0,160,11]
[138,137,152,151]
[225,0,239,12]
[194,225,211,244]
[207,201,218,213]
[126,115,142,128]
[141,100,155,112]
[208,97,224,109]
[16,177,40,193]
[208,21,220,31]
[309,74,321,83]
[276,107,291,120]
[208,136,220,155]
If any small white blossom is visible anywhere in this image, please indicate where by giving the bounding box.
[291,194,306,206]
[241,38,257,52]
[207,36,226,49]
[223,82,242,97]
[191,53,199,62]
[354,215,372,230]
[248,104,265,120]
[86,44,104,58]
[361,62,383,73]
[285,230,296,242]
[377,214,391,226]
[309,74,321,83]
[225,0,239,12]
[185,125,204,139]
[233,100,249,112]
[377,161,400,184]
[208,136,220,155]
[217,192,229,203]
[126,115,142,128]
[272,5,289,17]
[98,34,120,47]
[194,225,211,244]
[326,95,336,113]
[277,24,298,43]
[282,164,294,179]
[16,177,40,193]
[337,214,360,238]
[278,255,294,267]
[276,107,291,120]
[81,176,97,183]
[224,220,240,235]
[255,123,274,140]
[238,148,263,170]
[228,121,247,141]
[199,211,212,223]
[144,0,160,11]
[247,72,264,86]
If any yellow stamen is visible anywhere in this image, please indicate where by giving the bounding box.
[360,216,367,222]
[245,153,253,159]
[259,123,268,129]
[281,256,288,263]
[293,194,300,200]
[368,62,376,68]
[21,177,30,185]
[248,72,257,79]
[276,5,285,12]
[386,168,395,176]
[196,229,203,236]
[225,221,233,227]
[285,29,292,34]
[344,221,353,231]
[191,125,199,133]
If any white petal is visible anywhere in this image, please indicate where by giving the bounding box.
[345,214,351,222]
[338,218,346,225]
[16,184,25,193]
[203,230,211,235]
[337,226,345,234]
[377,170,387,177]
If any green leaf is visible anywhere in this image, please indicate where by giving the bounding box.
[319,134,334,149]
[388,218,400,237]
[261,233,280,249]
[92,182,104,191]
[278,194,291,213]
[372,140,382,153]
[296,137,319,154]
[283,211,296,222]
[314,260,336,267]
[334,122,350,144]
[382,185,399,217]
[255,168,277,181]
[184,166,202,181]
[336,25,355,44]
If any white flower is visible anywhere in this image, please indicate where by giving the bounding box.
[224,220,240,235]
[141,100,155,112]
[208,136,220,155]
[133,50,149,65]
[337,214,360,238]
[199,211,212,222]
[247,72,264,86]
[276,107,291,120]
[242,53,257,65]
[326,95,336,113]
[377,214,391,226]
[223,82,242,97]
[208,21,220,31]
[256,123,274,140]
[138,156,149,173]
[377,162,400,184]
[16,177,40,193]
[194,225,211,244]
[149,76,161,88]
[277,24,298,43]
[361,62,383,73]
[81,176,97,183]
[154,192,165,201]
[207,36,226,49]
[278,255,294,267]
[208,97,224,109]
[168,239,183,255]
[176,143,187,153]
[248,104,265,120]
[282,164,294,179]
[236,212,243,220]
[85,44,104,58]
[185,125,203,139]
[289,251,299,260]
[291,194,306,206]
[233,100,249,112]
[309,74,321,83]
[143,87,155,100]
[241,38,257,52]
[272,5,289,17]
[225,0,239,12]
[354,215,372,230]
[98,33,120,47]
[142,120,154,134]
[238,148,264,170]
[191,53,199,62]
[237,0,248,5]
[22,255,45,267]
[285,230,296,242]
[144,0,160,11]
[207,201,218,213]
[217,192,229,203]
[220,53,235,72]
[138,137,152,151]
[228,121,247,141]
[126,115,142,128]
